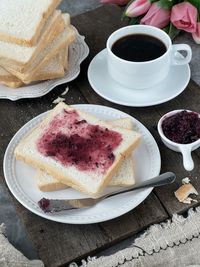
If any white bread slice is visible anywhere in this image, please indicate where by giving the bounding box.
[14,103,140,196]
[4,15,75,83]
[0,0,61,46]
[111,117,133,130]
[36,156,135,191]
[31,53,65,82]
[0,52,65,87]
[0,80,23,88]
[36,170,68,192]
[22,26,74,84]
[61,45,69,70]
[35,118,135,191]
[0,10,64,70]
[0,68,13,81]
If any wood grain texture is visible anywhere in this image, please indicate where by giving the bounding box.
[13,193,167,267]
[72,5,200,216]
[2,4,200,267]
[0,6,168,266]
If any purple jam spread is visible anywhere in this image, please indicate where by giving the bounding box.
[38,198,50,213]
[37,109,122,174]
[162,110,200,144]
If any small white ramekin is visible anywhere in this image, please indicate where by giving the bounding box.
[158,109,200,171]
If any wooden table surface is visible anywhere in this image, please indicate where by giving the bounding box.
[1,5,200,267]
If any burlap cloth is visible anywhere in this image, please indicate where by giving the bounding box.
[70,207,200,267]
[1,207,200,267]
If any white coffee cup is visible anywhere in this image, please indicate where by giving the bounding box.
[106,25,192,89]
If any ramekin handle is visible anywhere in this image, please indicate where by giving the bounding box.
[179,146,194,171]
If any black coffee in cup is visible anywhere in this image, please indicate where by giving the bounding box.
[111,34,167,62]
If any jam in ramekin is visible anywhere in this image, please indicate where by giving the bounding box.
[162,110,200,144]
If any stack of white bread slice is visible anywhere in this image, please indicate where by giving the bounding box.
[14,103,141,197]
[0,0,76,88]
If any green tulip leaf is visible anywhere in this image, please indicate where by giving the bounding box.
[163,24,170,33]
[168,23,181,40]
[157,0,178,10]
[162,23,180,40]
[129,16,141,25]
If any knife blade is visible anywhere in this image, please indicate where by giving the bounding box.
[38,172,176,213]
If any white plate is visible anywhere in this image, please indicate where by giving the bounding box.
[3,104,161,224]
[0,27,89,101]
[88,49,191,107]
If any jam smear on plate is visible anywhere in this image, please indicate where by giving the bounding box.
[37,109,122,174]
[38,198,50,213]
[162,110,200,144]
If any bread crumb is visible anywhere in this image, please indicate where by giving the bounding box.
[175,183,198,203]
[182,197,198,204]
[182,177,190,184]
[52,97,65,104]
[61,87,69,96]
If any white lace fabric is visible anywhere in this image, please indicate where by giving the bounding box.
[70,207,200,267]
[2,207,200,267]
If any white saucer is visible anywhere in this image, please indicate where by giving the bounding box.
[88,49,191,107]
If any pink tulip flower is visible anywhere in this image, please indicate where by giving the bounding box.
[171,2,197,33]
[101,0,129,5]
[140,3,170,29]
[192,22,200,44]
[125,0,151,17]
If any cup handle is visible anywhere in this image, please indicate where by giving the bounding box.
[171,44,192,65]
[179,146,194,171]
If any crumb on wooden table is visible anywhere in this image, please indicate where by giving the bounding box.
[52,97,65,104]
[61,87,69,96]
[174,182,198,203]
[182,177,190,184]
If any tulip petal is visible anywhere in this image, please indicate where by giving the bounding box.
[125,0,151,17]
[192,22,200,44]
[171,2,197,33]
[140,3,170,29]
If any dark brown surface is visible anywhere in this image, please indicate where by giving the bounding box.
[13,193,166,267]
[0,4,200,267]
[72,6,200,216]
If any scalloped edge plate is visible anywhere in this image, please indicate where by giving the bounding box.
[3,104,161,224]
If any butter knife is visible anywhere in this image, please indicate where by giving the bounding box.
[38,172,175,213]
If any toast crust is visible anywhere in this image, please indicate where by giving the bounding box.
[15,150,127,197]
[0,49,66,87]
[36,118,135,192]
[3,25,75,83]
[22,27,75,84]
[0,0,61,47]
[0,80,23,88]
[14,103,140,196]
[0,11,64,70]
[36,156,135,192]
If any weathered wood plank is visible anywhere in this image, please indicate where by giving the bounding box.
[1,5,191,267]
[152,81,200,215]
[14,192,167,266]
[72,5,200,216]
[0,7,168,266]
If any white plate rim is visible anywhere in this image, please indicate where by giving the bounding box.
[3,104,161,224]
[87,49,191,107]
